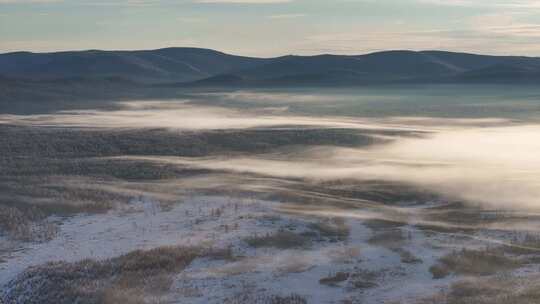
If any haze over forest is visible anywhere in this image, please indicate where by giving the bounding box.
[2,1,540,304]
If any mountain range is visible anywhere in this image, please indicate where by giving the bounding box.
[2,48,540,87]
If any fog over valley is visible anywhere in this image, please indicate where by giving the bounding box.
[4,0,540,300]
[2,86,540,304]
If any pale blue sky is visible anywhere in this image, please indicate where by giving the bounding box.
[1,0,540,56]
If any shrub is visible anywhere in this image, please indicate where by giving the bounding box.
[309,218,350,241]
[430,248,522,279]
[1,246,225,304]
[319,272,350,286]
[245,230,311,249]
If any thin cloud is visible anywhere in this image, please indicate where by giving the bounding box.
[195,0,293,3]
[0,0,62,3]
[267,13,306,19]
[419,0,540,9]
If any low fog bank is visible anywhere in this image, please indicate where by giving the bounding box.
[195,87,540,122]
[3,89,540,304]
[2,98,539,211]
[0,99,514,132]
[118,123,540,211]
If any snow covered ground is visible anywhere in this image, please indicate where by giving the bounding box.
[0,195,271,287]
[2,193,539,303]
[0,195,447,303]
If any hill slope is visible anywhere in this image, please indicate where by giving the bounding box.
[0,48,268,83]
[191,50,540,86]
[2,48,540,86]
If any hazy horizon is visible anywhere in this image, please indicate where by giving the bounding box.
[3,46,540,59]
[2,0,540,57]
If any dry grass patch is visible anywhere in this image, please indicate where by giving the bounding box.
[319,272,350,286]
[347,269,379,290]
[419,275,540,304]
[502,232,540,256]
[367,228,405,249]
[245,230,311,249]
[225,293,308,304]
[396,248,423,264]
[1,246,232,304]
[0,204,58,241]
[309,217,350,242]
[276,255,313,275]
[209,256,265,277]
[364,218,406,230]
[429,248,523,279]
[327,246,361,264]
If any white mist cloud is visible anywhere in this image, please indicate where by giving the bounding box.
[267,13,306,19]
[418,0,540,9]
[2,100,538,210]
[118,123,540,210]
[0,100,426,132]
[194,0,293,3]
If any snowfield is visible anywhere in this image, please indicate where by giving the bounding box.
[5,192,538,303]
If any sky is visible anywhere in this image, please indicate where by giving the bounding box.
[1,0,540,56]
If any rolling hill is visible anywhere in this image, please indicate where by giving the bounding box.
[2,47,540,87]
[0,48,268,83]
[187,50,540,86]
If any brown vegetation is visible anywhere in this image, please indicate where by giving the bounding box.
[319,272,350,286]
[419,275,540,304]
[310,218,350,241]
[1,246,232,304]
[429,248,523,279]
[244,230,311,249]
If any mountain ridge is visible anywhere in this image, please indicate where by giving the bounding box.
[2,47,540,86]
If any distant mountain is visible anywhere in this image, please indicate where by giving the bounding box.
[0,48,268,83]
[2,48,540,86]
[186,50,540,87]
[167,50,540,87]
[0,75,144,114]
[456,63,540,82]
